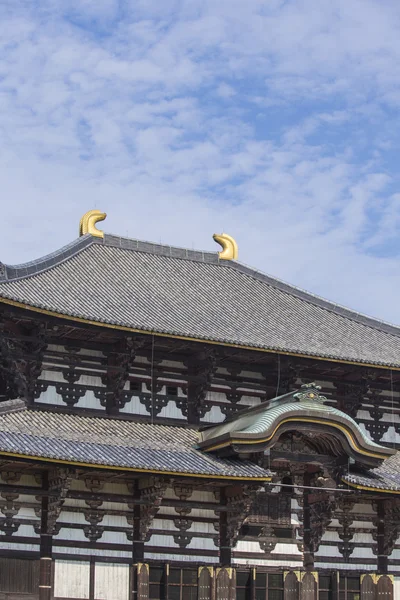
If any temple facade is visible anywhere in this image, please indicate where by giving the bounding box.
[0,210,399,599]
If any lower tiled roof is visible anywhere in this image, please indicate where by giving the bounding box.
[344,452,400,492]
[0,402,271,480]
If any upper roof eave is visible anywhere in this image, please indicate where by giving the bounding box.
[1,232,400,369]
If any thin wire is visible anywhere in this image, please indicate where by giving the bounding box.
[151,334,155,425]
[264,481,352,493]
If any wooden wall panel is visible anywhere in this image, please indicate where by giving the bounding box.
[0,558,39,594]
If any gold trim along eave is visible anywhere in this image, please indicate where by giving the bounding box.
[202,416,390,459]
[343,479,400,495]
[0,448,272,482]
[0,296,399,372]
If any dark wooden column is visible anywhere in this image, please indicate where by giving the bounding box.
[302,472,314,571]
[39,471,52,600]
[219,487,231,566]
[131,481,145,600]
[376,500,388,574]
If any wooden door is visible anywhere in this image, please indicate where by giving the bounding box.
[376,575,393,599]
[300,572,317,600]
[216,568,230,600]
[361,574,376,600]
[284,572,299,600]
[138,563,149,600]
[198,567,212,600]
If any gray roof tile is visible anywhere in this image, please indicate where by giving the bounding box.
[1,234,400,366]
[344,452,400,492]
[0,406,271,479]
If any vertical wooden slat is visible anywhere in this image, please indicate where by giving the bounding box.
[219,488,231,566]
[131,480,145,600]
[89,557,96,600]
[376,500,388,574]
[39,470,52,600]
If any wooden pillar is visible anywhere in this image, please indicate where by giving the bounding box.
[376,500,388,574]
[131,481,145,600]
[219,488,231,566]
[89,557,96,600]
[332,571,339,600]
[302,473,314,571]
[39,471,52,600]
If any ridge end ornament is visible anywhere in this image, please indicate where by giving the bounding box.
[213,233,238,260]
[293,382,327,404]
[79,209,107,238]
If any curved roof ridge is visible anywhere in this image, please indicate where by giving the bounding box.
[0,234,98,282]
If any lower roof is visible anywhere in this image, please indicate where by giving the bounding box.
[344,452,400,493]
[0,401,271,481]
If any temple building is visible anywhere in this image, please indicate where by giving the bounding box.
[0,209,400,599]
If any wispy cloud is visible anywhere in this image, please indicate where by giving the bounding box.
[1,0,400,323]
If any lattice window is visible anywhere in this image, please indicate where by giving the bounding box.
[149,566,165,599]
[255,572,284,600]
[319,574,333,600]
[169,568,197,600]
[251,492,291,525]
[339,575,360,600]
[236,570,251,600]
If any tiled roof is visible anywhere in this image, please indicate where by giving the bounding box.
[1,233,400,367]
[0,401,271,480]
[344,452,400,492]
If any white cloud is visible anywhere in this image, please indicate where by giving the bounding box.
[1,0,400,325]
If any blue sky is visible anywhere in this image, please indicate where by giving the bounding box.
[1,0,400,323]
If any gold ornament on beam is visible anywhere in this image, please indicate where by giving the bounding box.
[213,233,238,260]
[79,210,107,239]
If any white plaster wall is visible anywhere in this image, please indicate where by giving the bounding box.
[54,560,90,599]
[120,396,149,415]
[95,563,129,600]
[158,401,184,419]
[201,405,224,423]
[394,577,400,598]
